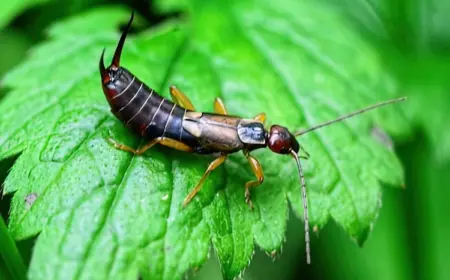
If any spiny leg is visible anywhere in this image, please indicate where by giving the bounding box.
[244,152,264,209]
[214,97,228,115]
[253,113,266,124]
[108,137,193,155]
[169,85,196,111]
[183,154,227,207]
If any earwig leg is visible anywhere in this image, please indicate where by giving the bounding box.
[107,137,159,155]
[158,137,193,152]
[108,137,192,155]
[253,113,266,124]
[183,154,227,207]
[213,97,228,115]
[170,85,196,111]
[244,152,264,209]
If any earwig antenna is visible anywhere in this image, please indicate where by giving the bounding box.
[291,150,311,264]
[294,97,407,137]
[111,10,134,68]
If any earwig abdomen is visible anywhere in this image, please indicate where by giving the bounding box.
[103,67,199,147]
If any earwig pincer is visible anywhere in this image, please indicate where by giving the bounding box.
[99,12,407,264]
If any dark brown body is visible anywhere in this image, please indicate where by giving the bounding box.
[103,67,197,149]
[102,67,267,154]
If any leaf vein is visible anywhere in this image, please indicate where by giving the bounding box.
[11,118,109,232]
[73,153,136,280]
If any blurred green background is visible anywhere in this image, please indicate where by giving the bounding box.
[0,0,449,279]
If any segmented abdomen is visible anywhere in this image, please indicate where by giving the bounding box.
[104,67,197,146]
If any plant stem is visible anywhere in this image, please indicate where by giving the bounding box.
[0,216,26,280]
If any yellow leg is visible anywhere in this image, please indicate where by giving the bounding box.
[244,152,264,209]
[183,154,227,207]
[158,137,193,152]
[107,137,159,155]
[253,113,266,124]
[169,85,196,111]
[214,97,228,115]
[107,137,192,155]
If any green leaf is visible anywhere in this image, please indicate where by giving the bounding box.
[306,0,450,160]
[0,30,33,76]
[427,0,450,49]
[0,1,408,279]
[320,0,390,39]
[0,0,51,30]
[402,0,450,51]
[152,0,188,13]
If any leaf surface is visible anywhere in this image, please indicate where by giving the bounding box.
[0,1,408,279]
[307,0,450,160]
[0,0,51,30]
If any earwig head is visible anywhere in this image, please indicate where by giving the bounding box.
[267,125,299,154]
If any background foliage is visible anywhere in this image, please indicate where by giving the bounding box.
[0,0,449,279]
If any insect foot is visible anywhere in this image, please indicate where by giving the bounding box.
[245,188,254,210]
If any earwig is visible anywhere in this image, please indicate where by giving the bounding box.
[99,12,407,265]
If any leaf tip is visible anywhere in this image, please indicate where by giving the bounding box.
[354,226,371,247]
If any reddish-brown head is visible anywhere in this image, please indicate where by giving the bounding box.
[266,125,299,154]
